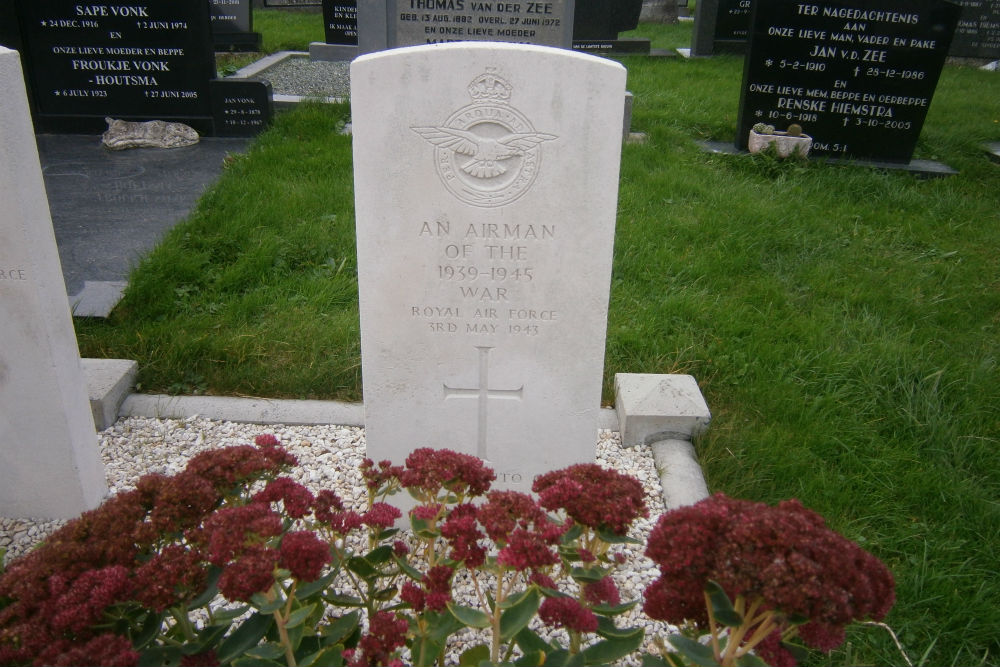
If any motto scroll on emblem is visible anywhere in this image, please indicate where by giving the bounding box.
[412,69,557,208]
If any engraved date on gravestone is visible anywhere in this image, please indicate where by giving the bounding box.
[412,216,559,336]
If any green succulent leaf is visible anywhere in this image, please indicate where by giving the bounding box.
[592,600,639,616]
[210,606,250,626]
[515,627,554,654]
[346,555,378,578]
[244,642,286,660]
[500,588,541,640]
[285,603,317,629]
[705,581,743,628]
[323,593,364,607]
[459,644,491,666]
[596,528,643,545]
[569,565,608,583]
[139,645,183,666]
[595,616,644,639]
[296,571,338,599]
[217,612,275,665]
[298,645,344,667]
[319,610,361,646]
[580,628,645,664]
[667,634,718,667]
[514,649,547,666]
[250,592,284,614]
[448,602,492,629]
[232,657,282,667]
[365,545,394,565]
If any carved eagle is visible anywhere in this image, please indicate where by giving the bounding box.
[412,126,556,178]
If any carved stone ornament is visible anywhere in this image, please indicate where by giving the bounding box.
[101,117,200,150]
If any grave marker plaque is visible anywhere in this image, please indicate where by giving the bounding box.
[949,0,1000,57]
[737,0,960,163]
[209,79,273,136]
[352,43,624,490]
[385,0,575,48]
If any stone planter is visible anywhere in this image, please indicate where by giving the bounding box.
[748,130,813,158]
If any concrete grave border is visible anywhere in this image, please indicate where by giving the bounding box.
[86,362,711,510]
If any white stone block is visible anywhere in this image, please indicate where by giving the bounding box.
[0,46,107,519]
[352,43,625,490]
[615,373,711,447]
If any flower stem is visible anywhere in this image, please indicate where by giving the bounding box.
[266,585,298,667]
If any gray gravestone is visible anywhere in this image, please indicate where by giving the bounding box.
[352,43,625,489]
[0,46,107,519]
[357,0,576,54]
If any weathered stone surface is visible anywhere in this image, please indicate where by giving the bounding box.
[1,46,107,519]
[102,118,200,151]
[352,43,626,489]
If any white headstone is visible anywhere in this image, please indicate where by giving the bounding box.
[0,46,107,519]
[352,42,625,490]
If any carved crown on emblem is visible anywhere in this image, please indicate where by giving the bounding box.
[468,69,512,103]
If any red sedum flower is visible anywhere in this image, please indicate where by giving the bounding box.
[218,545,278,602]
[643,493,896,656]
[253,477,315,519]
[400,448,495,498]
[539,597,599,633]
[279,531,331,582]
[533,463,648,536]
[363,502,403,530]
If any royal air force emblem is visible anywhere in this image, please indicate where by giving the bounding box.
[412,69,557,208]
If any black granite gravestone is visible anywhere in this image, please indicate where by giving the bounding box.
[691,0,752,55]
[736,0,960,163]
[949,0,1000,57]
[210,0,263,51]
[0,0,22,53]
[323,0,358,45]
[6,0,271,136]
[264,0,321,5]
[210,79,273,136]
[572,0,649,53]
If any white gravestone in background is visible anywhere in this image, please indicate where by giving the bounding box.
[352,42,625,490]
[0,46,107,519]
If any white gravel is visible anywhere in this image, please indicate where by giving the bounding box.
[0,416,676,662]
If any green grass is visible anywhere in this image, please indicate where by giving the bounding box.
[76,19,1000,667]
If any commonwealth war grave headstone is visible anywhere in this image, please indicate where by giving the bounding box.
[352,43,625,489]
[949,0,1000,57]
[736,0,960,163]
[1,46,107,519]
[3,0,270,136]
